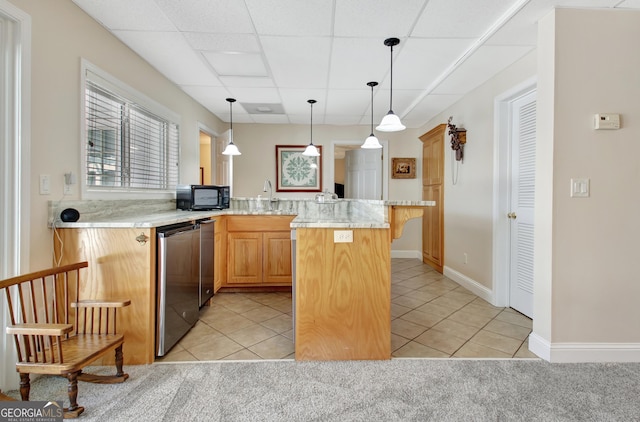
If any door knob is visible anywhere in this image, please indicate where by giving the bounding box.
[507,212,517,219]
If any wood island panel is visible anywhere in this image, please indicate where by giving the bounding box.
[295,227,391,360]
[53,228,155,365]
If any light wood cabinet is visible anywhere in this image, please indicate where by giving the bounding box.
[420,124,445,273]
[295,227,391,360]
[224,215,294,287]
[53,227,156,365]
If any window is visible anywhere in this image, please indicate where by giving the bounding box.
[83,65,179,195]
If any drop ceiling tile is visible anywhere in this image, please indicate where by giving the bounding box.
[180,86,234,115]
[393,38,477,90]
[617,0,640,7]
[219,76,275,88]
[226,87,281,103]
[202,52,268,77]
[279,89,328,115]
[334,0,427,37]
[432,45,533,95]
[72,0,176,31]
[324,114,367,126]
[113,31,220,86]
[183,33,261,53]
[250,114,291,124]
[155,0,254,33]
[328,38,389,89]
[412,0,522,38]
[245,0,333,36]
[326,89,370,115]
[260,36,332,89]
[402,94,463,127]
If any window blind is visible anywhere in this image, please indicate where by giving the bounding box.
[85,80,179,191]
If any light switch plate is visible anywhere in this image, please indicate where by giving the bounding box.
[570,178,590,198]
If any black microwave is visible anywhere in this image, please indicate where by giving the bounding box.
[176,184,230,211]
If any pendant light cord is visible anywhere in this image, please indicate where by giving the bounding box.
[310,101,313,144]
[389,44,394,112]
[370,84,375,134]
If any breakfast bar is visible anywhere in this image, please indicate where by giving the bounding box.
[49,197,433,363]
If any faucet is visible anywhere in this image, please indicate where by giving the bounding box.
[263,179,273,211]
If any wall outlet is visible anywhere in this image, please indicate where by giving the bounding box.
[334,230,353,243]
[463,253,468,264]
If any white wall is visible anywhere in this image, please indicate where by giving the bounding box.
[534,8,640,361]
[9,0,226,273]
[417,51,537,289]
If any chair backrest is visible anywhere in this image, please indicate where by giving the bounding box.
[1,261,122,364]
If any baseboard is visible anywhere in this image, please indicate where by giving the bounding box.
[527,332,551,361]
[390,250,422,259]
[528,332,640,362]
[442,266,493,304]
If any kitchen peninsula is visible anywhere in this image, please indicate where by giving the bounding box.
[49,197,433,363]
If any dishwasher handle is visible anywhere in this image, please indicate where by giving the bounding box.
[157,223,198,238]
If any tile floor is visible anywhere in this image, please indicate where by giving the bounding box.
[156,258,537,362]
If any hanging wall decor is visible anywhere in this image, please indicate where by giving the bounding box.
[447,116,467,161]
[276,145,322,192]
[391,157,416,179]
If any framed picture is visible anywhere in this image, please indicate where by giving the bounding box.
[276,145,322,192]
[391,157,416,179]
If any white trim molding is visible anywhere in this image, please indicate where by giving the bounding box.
[528,333,640,362]
[0,0,31,392]
[443,266,493,305]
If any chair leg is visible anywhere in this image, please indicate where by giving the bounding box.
[19,373,30,401]
[115,344,125,378]
[65,370,84,417]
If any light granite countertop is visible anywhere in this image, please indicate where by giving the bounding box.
[49,198,434,229]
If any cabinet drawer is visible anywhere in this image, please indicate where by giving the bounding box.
[227,215,294,232]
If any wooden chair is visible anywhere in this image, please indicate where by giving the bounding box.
[0,261,130,418]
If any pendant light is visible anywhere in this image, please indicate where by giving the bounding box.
[362,81,383,149]
[222,98,241,156]
[376,37,406,132]
[302,99,320,156]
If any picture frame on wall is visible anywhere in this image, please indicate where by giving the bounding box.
[391,157,416,179]
[275,145,323,192]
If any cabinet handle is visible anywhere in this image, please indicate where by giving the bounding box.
[507,212,517,219]
[136,233,149,245]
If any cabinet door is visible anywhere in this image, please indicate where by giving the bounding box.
[422,185,443,271]
[263,231,292,284]
[227,232,262,284]
[422,130,444,186]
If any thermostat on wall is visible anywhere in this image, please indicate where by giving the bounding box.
[594,113,620,130]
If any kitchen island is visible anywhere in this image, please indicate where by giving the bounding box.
[49,197,433,363]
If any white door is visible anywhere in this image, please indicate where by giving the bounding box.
[345,148,382,199]
[509,91,536,318]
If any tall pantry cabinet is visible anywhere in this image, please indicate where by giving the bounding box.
[420,124,445,273]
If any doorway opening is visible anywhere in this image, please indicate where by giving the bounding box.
[326,140,389,200]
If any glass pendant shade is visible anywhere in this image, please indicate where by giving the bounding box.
[222,98,241,156]
[302,99,320,157]
[302,144,320,156]
[376,111,406,132]
[377,38,405,132]
[362,134,383,149]
[222,141,241,156]
[362,81,383,149]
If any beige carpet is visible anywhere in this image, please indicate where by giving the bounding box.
[4,359,640,421]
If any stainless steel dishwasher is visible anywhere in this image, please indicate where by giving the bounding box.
[156,222,200,357]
